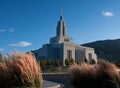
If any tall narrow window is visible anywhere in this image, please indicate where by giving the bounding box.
[56,21,61,36]
[63,27,65,36]
[89,53,92,60]
[67,50,72,60]
[62,22,65,36]
[75,49,84,62]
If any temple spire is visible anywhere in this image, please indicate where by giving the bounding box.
[60,8,63,16]
[50,8,73,44]
[60,8,63,20]
[56,8,66,37]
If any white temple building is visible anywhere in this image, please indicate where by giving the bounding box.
[33,11,97,65]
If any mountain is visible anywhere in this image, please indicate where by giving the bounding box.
[82,39,120,62]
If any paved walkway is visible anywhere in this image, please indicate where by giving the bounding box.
[42,73,70,88]
[42,80,61,88]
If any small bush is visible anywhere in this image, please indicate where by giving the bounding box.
[54,59,61,67]
[69,60,120,88]
[47,59,54,67]
[65,59,75,66]
[65,59,70,66]
[90,59,97,64]
[0,53,3,62]
[0,52,43,88]
[39,58,47,67]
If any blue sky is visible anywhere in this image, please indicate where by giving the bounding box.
[0,0,120,53]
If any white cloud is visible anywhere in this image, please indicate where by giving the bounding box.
[0,29,6,32]
[8,41,32,47]
[102,11,113,17]
[0,28,14,33]
[8,28,14,32]
[0,48,3,51]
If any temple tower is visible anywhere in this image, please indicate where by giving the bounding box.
[50,8,73,45]
[56,8,66,37]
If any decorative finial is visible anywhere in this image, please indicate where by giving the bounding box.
[60,8,63,20]
[60,8,63,16]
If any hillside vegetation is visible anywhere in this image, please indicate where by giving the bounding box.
[82,39,120,62]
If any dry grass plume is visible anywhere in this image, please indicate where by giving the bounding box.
[69,60,120,88]
[0,52,42,88]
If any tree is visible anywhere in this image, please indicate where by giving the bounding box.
[76,60,81,64]
[39,58,47,67]
[65,59,73,66]
[91,59,97,64]
[0,53,3,62]
[54,59,61,67]
[65,59,74,66]
[70,58,74,64]
[84,56,89,63]
[47,60,54,67]
[65,59,70,66]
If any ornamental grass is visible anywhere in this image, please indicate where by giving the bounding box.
[69,60,120,88]
[0,52,42,88]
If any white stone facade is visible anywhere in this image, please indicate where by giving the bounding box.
[33,13,97,66]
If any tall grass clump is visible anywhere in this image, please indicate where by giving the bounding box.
[0,52,43,88]
[69,60,120,88]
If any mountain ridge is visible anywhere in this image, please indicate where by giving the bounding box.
[82,38,120,62]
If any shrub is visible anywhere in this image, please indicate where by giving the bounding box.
[39,58,47,67]
[0,53,3,62]
[90,59,97,64]
[70,58,74,64]
[65,59,70,66]
[47,59,54,67]
[0,52,43,88]
[84,56,89,63]
[76,60,81,64]
[69,60,120,88]
[65,59,75,66]
[54,59,61,67]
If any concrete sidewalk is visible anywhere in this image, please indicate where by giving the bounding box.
[42,73,70,88]
[42,80,61,88]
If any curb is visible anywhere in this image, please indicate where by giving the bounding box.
[42,80,61,88]
[47,84,61,88]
